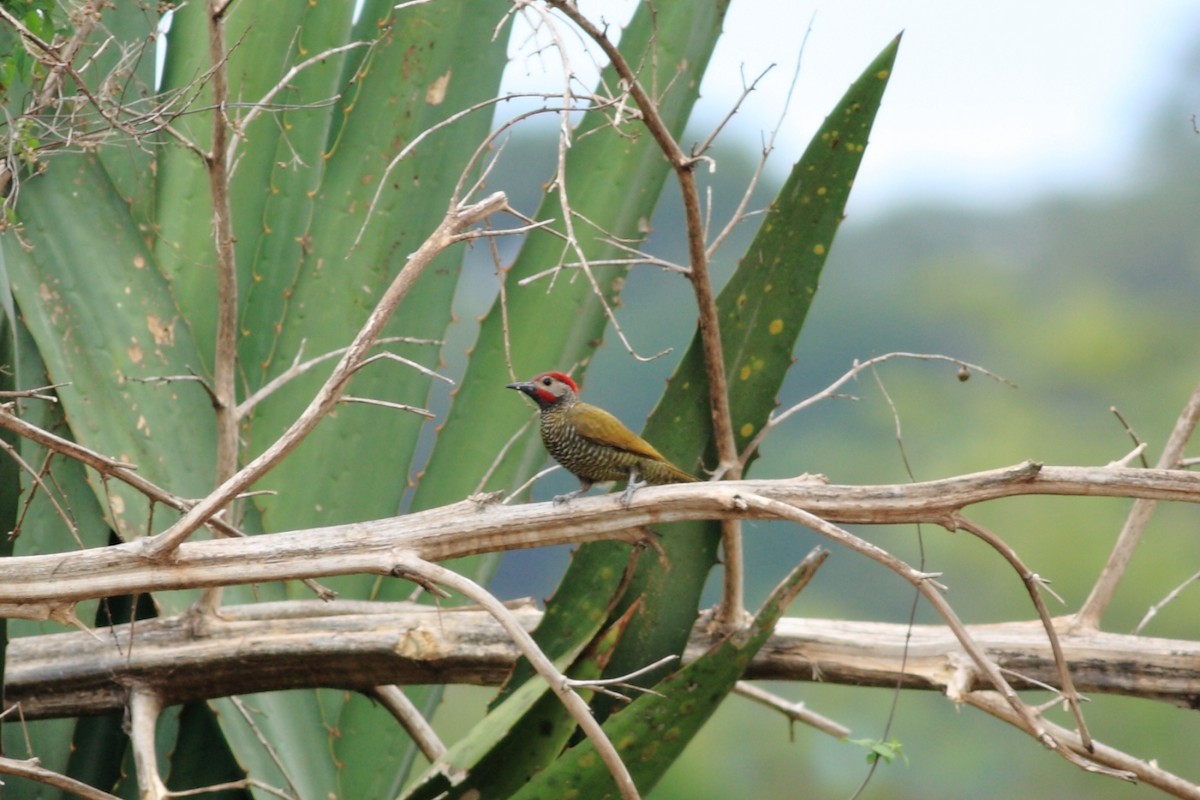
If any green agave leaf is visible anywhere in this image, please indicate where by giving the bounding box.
[88,1,160,230]
[510,549,828,799]
[154,1,322,368]
[240,0,506,544]
[2,155,218,546]
[0,315,114,793]
[0,270,15,778]
[161,703,249,799]
[337,0,732,789]
[410,0,732,520]
[231,3,514,797]
[508,34,902,711]
[235,0,356,387]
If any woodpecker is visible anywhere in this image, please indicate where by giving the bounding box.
[507,371,696,504]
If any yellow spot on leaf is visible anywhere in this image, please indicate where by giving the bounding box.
[813,243,826,255]
[877,69,891,80]
[739,365,751,380]
[740,422,754,438]
[816,186,827,196]
[764,283,773,293]
[133,255,145,269]
[769,319,784,335]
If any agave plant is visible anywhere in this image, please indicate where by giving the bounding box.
[0,1,894,796]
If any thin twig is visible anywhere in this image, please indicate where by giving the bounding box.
[226,40,372,169]
[953,514,1093,752]
[544,0,745,628]
[733,681,850,739]
[236,336,442,419]
[1075,383,1200,630]
[142,191,509,558]
[964,692,1200,795]
[0,755,123,800]
[739,352,1016,467]
[340,396,435,418]
[734,494,1064,754]
[1110,406,1151,468]
[371,685,448,764]
[0,405,241,538]
[706,15,812,261]
[392,552,642,800]
[1133,566,1200,635]
[0,439,82,546]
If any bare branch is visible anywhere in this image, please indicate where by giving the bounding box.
[9,601,1200,714]
[226,40,373,168]
[953,514,1092,751]
[706,19,811,260]
[0,404,244,538]
[141,191,509,558]
[1,464,1198,617]
[1075,383,1200,629]
[129,687,167,800]
[392,553,642,800]
[964,692,1200,797]
[236,336,442,419]
[739,352,1016,466]
[1134,565,1200,635]
[339,396,435,418]
[733,681,850,739]
[371,685,449,766]
[542,0,753,626]
[0,755,123,800]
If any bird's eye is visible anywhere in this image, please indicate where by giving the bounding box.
[542,377,552,386]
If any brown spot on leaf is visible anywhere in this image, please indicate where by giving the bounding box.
[146,314,175,346]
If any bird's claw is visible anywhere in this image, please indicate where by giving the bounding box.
[619,478,646,508]
[553,487,586,505]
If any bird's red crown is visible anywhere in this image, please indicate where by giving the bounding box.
[541,371,578,392]
[528,371,578,405]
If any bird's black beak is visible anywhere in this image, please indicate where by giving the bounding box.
[507,381,535,396]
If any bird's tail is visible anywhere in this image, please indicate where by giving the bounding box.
[643,459,698,485]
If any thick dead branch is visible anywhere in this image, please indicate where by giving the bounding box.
[7,602,1200,720]
[2,464,1200,617]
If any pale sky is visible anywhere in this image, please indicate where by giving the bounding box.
[504,1,1200,216]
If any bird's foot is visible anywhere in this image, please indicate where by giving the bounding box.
[619,478,647,508]
[553,486,588,505]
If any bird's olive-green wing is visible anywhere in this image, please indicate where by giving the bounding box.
[568,402,668,462]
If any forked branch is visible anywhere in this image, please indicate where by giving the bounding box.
[544,0,746,626]
[141,191,509,559]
